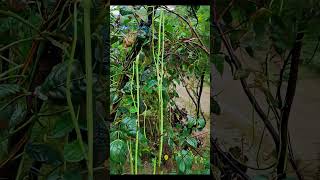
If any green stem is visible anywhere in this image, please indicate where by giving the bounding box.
[83,0,94,178]
[0,54,17,65]
[143,102,147,139]
[0,37,34,52]
[128,141,134,174]
[134,53,140,174]
[158,9,165,168]
[66,1,88,168]
[153,157,157,174]
[15,151,25,180]
[0,75,25,82]
[130,63,137,110]
[64,134,68,171]
[0,93,31,112]
[0,64,23,78]
[0,115,36,144]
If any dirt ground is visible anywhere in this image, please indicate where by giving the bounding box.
[174,80,210,143]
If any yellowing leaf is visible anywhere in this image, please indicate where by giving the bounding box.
[164,154,169,161]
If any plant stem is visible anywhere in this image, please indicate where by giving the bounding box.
[83,0,93,178]
[143,102,147,139]
[130,63,137,110]
[0,37,35,52]
[134,53,140,174]
[128,141,134,174]
[277,32,304,179]
[153,157,157,174]
[0,64,23,78]
[158,9,165,168]
[15,150,26,180]
[66,1,88,169]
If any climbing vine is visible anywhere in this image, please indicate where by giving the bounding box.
[110,5,210,174]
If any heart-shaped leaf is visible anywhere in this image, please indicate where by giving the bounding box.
[50,113,74,138]
[211,54,224,75]
[63,170,81,180]
[64,140,87,162]
[197,118,206,130]
[26,142,63,165]
[121,116,137,136]
[9,99,27,130]
[0,84,23,99]
[178,159,185,173]
[211,97,221,115]
[187,115,196,128]
[186,137,197,148]
[110,139,127,164]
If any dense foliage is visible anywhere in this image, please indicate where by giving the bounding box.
[0,0,108,179]
[110,5,210,174]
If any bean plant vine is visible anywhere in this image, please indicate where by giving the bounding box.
[0,0,108,179]
[110,5,210,175]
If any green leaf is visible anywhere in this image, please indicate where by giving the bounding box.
[120,7,133,16]
[197,118,206,130]
[183,150,194,169]
[211,97,221,115]
[187,115,196,128]
[186,137,197,148]
[270,15,295,51]
[121,116,136,136]
[122,15,132,24]
[251,8,272,22]
[47,169,81,180]
[0,131,8,160]
[0,84,22,99]
[26,143,63,165]
[178,159,185,173]
[9,99,27,130]
[251,8,272,40]
[64,140,87,162]
[168,137,175,149]
[36,61,86,101]
[118,107,129,115]
[234,69,250,80]
[129,106,137,113]
[245,46,254,57]
[47,169,61,180]
[111,36,119,45]
[138,130,148,146]
[176,150,194,174]
[146,79,157,91]
[211,54,224,75]
[50,113,74,138]
[110,139,127,164]
[212,28,222,53]
[63,170,81,180]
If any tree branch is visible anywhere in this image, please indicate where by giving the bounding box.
[277,32,304,180]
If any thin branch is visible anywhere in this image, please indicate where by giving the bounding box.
[0,10,40,33]
[277,50,292,109]
[162,6,209,55]
[196,73,204,119]
[213,14,280,149]
[305,36,320,64]
[211,138,250,180]
[277,32,304,179]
